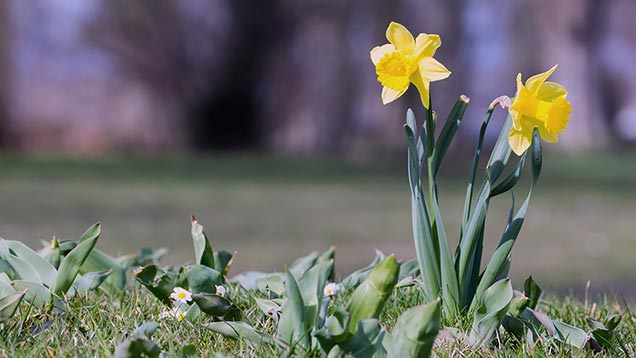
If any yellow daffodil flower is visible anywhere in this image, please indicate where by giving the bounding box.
[370,21,451,108]
[508,65,571,155]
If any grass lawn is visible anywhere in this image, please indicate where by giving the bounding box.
[0,150,634,297]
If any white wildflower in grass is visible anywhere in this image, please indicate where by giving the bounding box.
[324,282,341,297]
[173,308,187,322]
[170,287,192,304]
[160,307,187,321]
[215,285,226,297]
[159,310,171,320]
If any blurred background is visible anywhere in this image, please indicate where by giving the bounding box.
[0,1,634,297]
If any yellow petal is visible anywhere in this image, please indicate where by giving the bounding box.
[370,44,396,65]
[525,65,558,94]
[386,22,415,52]
[382,86,407,105]
[413,34,441,59]
[508,125,533,156]
[515,73,524,96]
[409,71,430,108]
[544,96,571,136]
[418,57,451,82]
[537,81,567,102]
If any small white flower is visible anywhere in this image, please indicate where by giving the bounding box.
[215,285,226,297]
[170,287,192,304]
[159,310,171,319]
[323,282,340,297]
[172,308,187,321]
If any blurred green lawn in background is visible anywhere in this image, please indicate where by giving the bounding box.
[0,151,634,296]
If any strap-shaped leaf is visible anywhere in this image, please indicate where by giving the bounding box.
[405,113,440,301]
[12,280,51,307]
[0,290,26,322]
[0,240,57,287]
[277,270,309,349]
[431,190,460,319]
[461,105,497,234]
[489,154,526,197]
[68,270,112,297]
[203,321,274,345]
[391,299,440,358]
[432,96,469,178]
[53,224,100,296]
[470,279,513,347]
[471,128,542,311]
[297,259,333,330]
[191,216,215,269]
[185,265,222,294]
[80,248,126,292]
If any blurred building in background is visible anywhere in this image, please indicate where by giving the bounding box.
[0,0,634,155]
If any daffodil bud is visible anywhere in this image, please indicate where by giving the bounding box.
[346,255,400,334]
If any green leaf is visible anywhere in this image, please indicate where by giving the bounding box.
[489,154,526,197]
[430,189,460,319]
[471,128,542,312]
[297,259,333,330]
[68,270,112,296]
[255,298,281,318]
[288,251,319,279]
[191,216,215,269]
[277,270,309,349]
[338,319,386,358]
[432,96,469,177]
[604,314,621,331]
[342,251,384,289]
[192,293,240,320]
[553,320,588,348]
[346,255,399,334]
[131,321,159,339]
[53,224,100,296]
[461,105,496,234]
[80,248,126,292]
[114,338,160,358]
[213,250,234,276]
[0,290,26,322]
[11,280,51,307]
[203,321,274,345]
[133,265,177,305]
[470,279,513,347]
[185,265,222,294]
[0,240,57,287]
[391,299,441,358]
[523,276,542,310]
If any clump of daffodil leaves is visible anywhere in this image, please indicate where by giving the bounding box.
[368,21,616,352]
